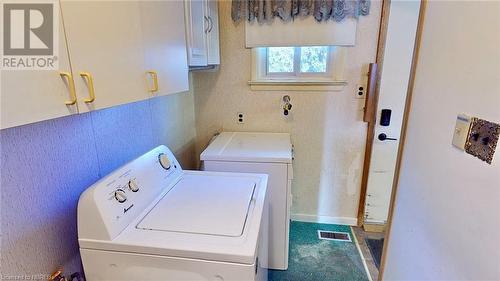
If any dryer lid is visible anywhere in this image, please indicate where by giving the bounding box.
[200,132,293,163]
[136,174,256,237]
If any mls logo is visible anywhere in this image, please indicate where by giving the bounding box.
[1,1,59,70]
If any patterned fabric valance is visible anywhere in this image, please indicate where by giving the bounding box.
[232,0,371,23]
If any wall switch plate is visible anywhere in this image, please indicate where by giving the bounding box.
[452,114,472,150]
[464,117,500,164]
[237,112,245,124]
[356,84,366,99]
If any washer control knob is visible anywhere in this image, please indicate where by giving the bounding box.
[114,189,127,203]
[128,179,139,192]
[158,153,171,170]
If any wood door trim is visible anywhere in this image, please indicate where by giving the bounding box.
[357,0,392,226]
[378,0,427,279]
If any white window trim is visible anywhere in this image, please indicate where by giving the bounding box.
[249,47,347,91]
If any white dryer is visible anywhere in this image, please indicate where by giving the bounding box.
[201,132,293,270]
[78,145,269,281]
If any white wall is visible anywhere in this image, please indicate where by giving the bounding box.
[193,1,382,225]
[384,1,500,280]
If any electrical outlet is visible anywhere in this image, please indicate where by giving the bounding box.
[237,112,245,124]
[356,84,366,99]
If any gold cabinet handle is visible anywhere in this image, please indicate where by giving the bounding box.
[60,72,77,105]
[80,72,96,103]
[146,70,159,93]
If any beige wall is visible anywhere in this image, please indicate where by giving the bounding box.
[193,1,382,223]
[384,1,500,279]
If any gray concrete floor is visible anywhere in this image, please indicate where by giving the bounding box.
[351,227,385,281]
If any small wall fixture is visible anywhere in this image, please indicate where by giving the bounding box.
[464,117,500,164]
[283,95,292,116]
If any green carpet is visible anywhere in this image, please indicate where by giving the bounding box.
[268,221,369,281]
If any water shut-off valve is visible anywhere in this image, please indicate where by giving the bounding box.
[283,95,292,116]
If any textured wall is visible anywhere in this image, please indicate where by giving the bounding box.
[0,91,196,277]
[193,1,382,224]
[384,1,500,280]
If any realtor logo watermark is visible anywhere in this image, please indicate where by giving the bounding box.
[1,0,59,70]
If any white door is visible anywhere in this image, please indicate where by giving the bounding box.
[185,0,208,66]
[206,0,220,65]
[364,1,421,224]
[1,9,77,129]
[139,1,189,97]
[60,0,148,112]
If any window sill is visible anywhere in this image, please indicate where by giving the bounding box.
[247,79,347,91]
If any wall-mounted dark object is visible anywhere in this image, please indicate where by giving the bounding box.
[464,117,500,164]
[380,109,392,126]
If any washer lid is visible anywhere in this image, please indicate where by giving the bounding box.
[200,132,293,163]
[136,174,256,237]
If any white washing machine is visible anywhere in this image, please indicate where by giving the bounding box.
[78,145,269,281]
[201,132,293,270]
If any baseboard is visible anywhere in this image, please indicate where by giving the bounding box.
[291,214,358,226]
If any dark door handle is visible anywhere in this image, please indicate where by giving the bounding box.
[378,133,397,141]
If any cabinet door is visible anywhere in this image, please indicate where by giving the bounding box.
[60,1,148,113]
[184,0,208,66]
[1,9,77,129]
[140,1,189,96]
[206,0,220,65]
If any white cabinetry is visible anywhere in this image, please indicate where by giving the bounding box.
[140,1,189,96]
[205,0,220,65]
[184,0,208,66]
[61,1,148,113]
[184,0,220,67]
[1,1,189,129]
[0,10,77,129]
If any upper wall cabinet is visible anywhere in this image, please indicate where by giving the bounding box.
[0,10,77,129]
[205,0,220,65]
[60,1,149,113]
[139,1,189,96]
[1,1,189,129]
[184,0,220,67]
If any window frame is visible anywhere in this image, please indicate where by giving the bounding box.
[249,46,347,91]
[265,46,333,78]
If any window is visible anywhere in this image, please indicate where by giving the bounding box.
[250,46,347,91]
[267,46,330,76]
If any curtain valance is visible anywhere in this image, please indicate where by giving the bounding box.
[232,0,371,23]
